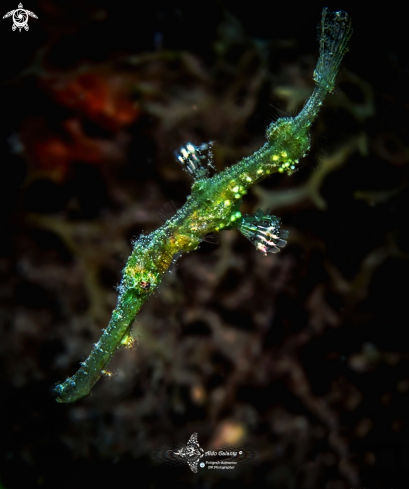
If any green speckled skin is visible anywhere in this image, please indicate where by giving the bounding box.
[54,8,352,403]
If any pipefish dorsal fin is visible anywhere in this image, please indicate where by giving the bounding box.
[175,141,215,180]
[247,103,298,140]
[158,200,180,222]
[267,104,299,122]
[202,233,220,244]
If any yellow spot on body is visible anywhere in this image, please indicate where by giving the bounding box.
[230,215,236,221]
[235,212,241,218]
[235,193,241,199]
[219,223,225,228]
[246,176,252,182]
[266,170,270,174]
[281,151,287,157]
[257,169,263,174]
[232,186,239,192]
[272,155,279,161]
[224,200,230,206]
[278,167,284,173]
[121,334,138,349]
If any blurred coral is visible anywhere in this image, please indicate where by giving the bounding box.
[46,72,140,130]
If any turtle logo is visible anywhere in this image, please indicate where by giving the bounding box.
[173,433,205,473]
[3,3,38,32]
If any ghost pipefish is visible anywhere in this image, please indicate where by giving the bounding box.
[54,8,352,403]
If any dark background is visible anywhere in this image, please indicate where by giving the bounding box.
[1,1,409,488]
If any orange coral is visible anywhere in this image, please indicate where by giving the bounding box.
[22,117,127,182]
[47,72,140,130]
[21,70,139,182]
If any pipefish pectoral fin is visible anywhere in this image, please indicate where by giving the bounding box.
[237,210,288,256]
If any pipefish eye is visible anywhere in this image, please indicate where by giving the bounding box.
[140,281,151,289]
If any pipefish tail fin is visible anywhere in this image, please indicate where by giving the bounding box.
[294,9,353,132]
[314,8,353,93]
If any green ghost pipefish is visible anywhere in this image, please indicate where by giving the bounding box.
[54,8,353,403]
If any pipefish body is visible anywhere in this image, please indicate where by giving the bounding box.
[54,8,353,403]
